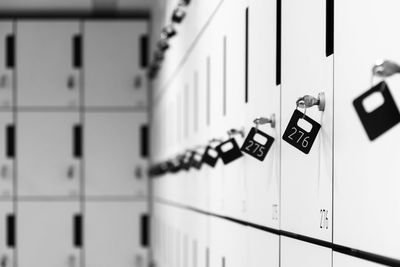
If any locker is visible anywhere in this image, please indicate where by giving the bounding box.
[0,202,14,267]
[85,112,147,197]
[281,0,333,241]
[16,21,81,107]
[334,0,400,259]
[333,252,384,267]
[246,228,279,267]
[17,112,81,197]
[281,237,332,267]
[0,22,14,108]
[84,21,148,108]
[244,0,280,229]
[85,201,148,267]
[18,202,81,267]
[0,113,13,198]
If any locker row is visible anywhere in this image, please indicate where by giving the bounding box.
[0,201,148,267]
[0,112,148,198]
[150,0,400,263]
[0,20,148,108]
[152,204,385,267]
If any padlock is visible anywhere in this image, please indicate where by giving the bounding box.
[215,138,243,165]
[241,127,274,161]
[353,81,400,140]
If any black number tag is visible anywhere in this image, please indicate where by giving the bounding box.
[189,152,203,170]
[215,138,243,165]
[179,154,191,171]
[202,146,220,167]
[353,81,400,141]
[240,127,274,161]
[282,109,321,154]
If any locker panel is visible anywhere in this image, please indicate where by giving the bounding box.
[0,202,14,267]
[333,252,385,267]
[17,202,81,267]
[244,0,280,229]
[85,112,147,197]
[16,21,81,107]
[334,0,400,259]
[17,112,81,197]
[0,113,13,198]
[0,22,14,108]
[281,237,332,267]
[246,228,279,267]
[281,0,333,241]
[84,21,148,108]
[85,201,148,267]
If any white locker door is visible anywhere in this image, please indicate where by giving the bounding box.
[0,22,14,108]
[281,237,332,267]
[334,0,400,260]
[85,112,147,197]
[0,202,14,267]
[246,228,279,267]
[85,202,148,267]
[0,113,13,198]
[84,21,148,108]
[281,0,333,241]
[17,112,81,197]
[333,252,385,267]
[18,202,81,267]
[245,0,280,229]
[16,21,81,107]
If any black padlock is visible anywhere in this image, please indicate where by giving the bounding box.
[215,138,243,165]
[282,109,321,154]
[201,146,220,167]
[241,127,274,161]
[353,81,400,140]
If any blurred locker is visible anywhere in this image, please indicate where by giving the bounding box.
[281,237,332,267]
[246,228,279,267]
[16,21,81,108]
[18,202,82,267]
[334,0,400,260]
[85,112,147,197]
[0,21,14,108]
[17,112,81,197]
[244,0,280,229]
[84,21,148,108]
[333,252,385,267]
[281,0,333,241]
[0,113,14,198]
[0,202,15,267]
[85,202,148,267]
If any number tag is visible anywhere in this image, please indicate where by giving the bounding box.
[282,109,321,154]
[215,138,243,165]
[353,81,400,141]
[189,152,203,170]
[240,127,274,161]
[202,146,220,167]
[179,154,192,171]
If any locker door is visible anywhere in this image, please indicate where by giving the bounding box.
[333,253,384,267]
[18,202,81,267]
[281,237,332,267]
[84,21,148,108]
[246,228,279,267]
[0,22,14,108]
[281,0,333,241]
[85,112,147,197]
[0,113,14,198]
[16,21,81,107]
[17,112,81,197]
[85,202,148,267]
[245,0,280,229]
[0,202,15,267]
[334,0,400,260]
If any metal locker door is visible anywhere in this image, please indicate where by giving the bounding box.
[85,202,148,267]
[0,202,15,267]
[16,21,81,107]
[244,0,281,229]
[281,237,332,267]
[281,0,333,241]
[18,202,82,267]
[0,22,14,108]
[17,112,81,197]
[84,21,148,108]
[334,0,400,260]
[0,113,14,198]
[333,253,384,267]
[85,112,147,197]
[246,228,279,267]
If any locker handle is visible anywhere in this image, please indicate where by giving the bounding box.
[6,214,15,248]
[72,35,82,69]
[5,125,15,159]
[5,35,14,69]
[140,214,149,247]
[140,125,148,158]
[139,34,149,68]
[73,125,82,159]
[73,214,82,248]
